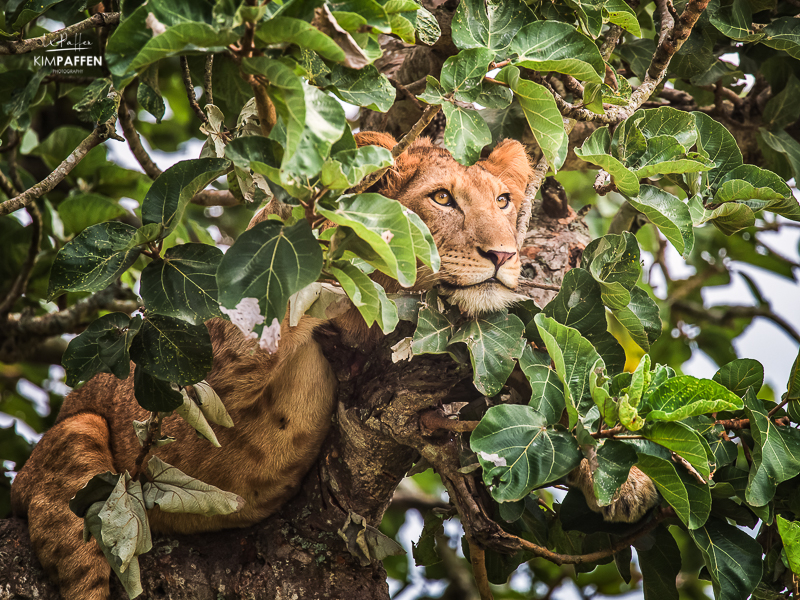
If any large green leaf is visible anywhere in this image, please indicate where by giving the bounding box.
[441,47,494,103]
[241,57,307,159]
[687,195,756,235]
[593,440,638,507]
[758,127,800,183]
[255,16,345,62]
[612,287,662,352]
[604,0,641,36]
[633,452,690,526]
[627,186,694,257]
[141,159,230,236]
[510,21,604,83]
[496,66,564,169]
[761,17,800,60]
[133,366,184,412]
[709,0,763,42]
[330,262,398,333]
[574,127,640,196]
[762,74,800,130]
[534,313,604,429]
[441,103,493,166]
[715,164,799,221]
[217,219,323,326]
[140,243,223,325]
[519,345,565,426]
[411,293,456,355]
[643,376,744,421]
[317,193,417,286]
[743,391,800,507]
[638,526,680,600]
[62,313,142,387]
[786,347,800,422]
[471,404,581,502]
[643,421,710,480]
[449,311,526,396]
[48,222,142,299]
[776,516,800,575]
[712,358,763,397]
[689,517,763,600]
[58,194,127,236]
[693,112,743,191]
[327,64,396,112]
[450,0,535,55]
[581,233,640,310]
[130,315,213,386]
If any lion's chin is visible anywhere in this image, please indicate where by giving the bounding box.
[440,283,527,317]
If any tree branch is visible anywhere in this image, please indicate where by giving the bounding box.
[673,300,800,344]
[420,410,479,433]
[0,94,121,216]
[118,97,163,179]
[204,54,214,107]
[0,203,42,316]
[181,56,209,124]
[0,12,120,55]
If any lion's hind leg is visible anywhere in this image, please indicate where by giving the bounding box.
[11,412,114,600]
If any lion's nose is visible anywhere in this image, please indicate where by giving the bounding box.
[479,249,516,270]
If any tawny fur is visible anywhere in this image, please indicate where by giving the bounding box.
[11,134,654,600]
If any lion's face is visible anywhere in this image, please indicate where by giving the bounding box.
[358,133,533,315]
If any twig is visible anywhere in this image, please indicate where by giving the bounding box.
[518,279,561,292]
[118,97,162,179]
[180,56,209,124]
[0,95,121,216]
[716,418,750,429]
[594,170,617,195]
[131,412,162,481]
[591,425,625,439]
[0,203,42,316]
[467,539,494,600]
[671,452,706,484]
[390,79,424,110]
[0,168,16,197]
[348,103,442,195]
[0,12,120,54]
[204,54,214,106]
[767,397,790,418]
[420,410,480,433]
[191,189,240,207]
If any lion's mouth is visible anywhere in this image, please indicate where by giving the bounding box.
[439,278,513,291]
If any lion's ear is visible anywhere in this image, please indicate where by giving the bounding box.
[480,139,532,193]
[354,131,397,150]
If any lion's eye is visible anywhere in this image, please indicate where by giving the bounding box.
[497,193,511,209]
[430,189,454,207]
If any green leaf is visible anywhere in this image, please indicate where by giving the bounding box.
[143,456,244,515]
[140,243,223,325]
[762,74,800,130]
[441,47,495,103]
[412,511,444,567]
[137,67,165,124]
[63,313,142,387]
[603,0,641,36]
[48,222,143,299]
[644,421,710,480]
[534,313,604,429]
[693,112,743,191]
[574,127,640,196]
[413,6,441,46]
[241,57,307,159]
[317,193,417,286]
[634,453,691,526]
[405,209,441,273]
[7,0,65,28]
[449,311,526,396]
[519,345,565,426]
[322,144,394,190]
[141,159,230,236]
[417,75,448,105]
[330,262,398,333]
[758,127,800,184]
[329,0,391,32]
[786,347,800,422]
[593,440,638,507]
[776,516,800,575]
[612,287,662,352]
[133,367,184,412]
[412,293,456,355]
[451,0,535,55]
[441,103,493,166]
[743,390,800,507]
[107,7,237,76]
[130,315,213,386]
[217,219,323,326]
[715,164,799,221]
[510,21,604,83]
[496,66,565,169]
[687,194,756,235]
[256,16,345,62]
[471,404,582,502]
[627,185,694,257]
[761,17,800,60]
[327,64,396,112]
[58,194,126,236]
[712,358,763,397]
[689,517,762,600]
[634,145,714,179]
[581,232,640,310]
[638,526,680,600]
[709,0,763,42]
[643,376,744,421]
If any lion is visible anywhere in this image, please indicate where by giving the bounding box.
[11,132,657,600]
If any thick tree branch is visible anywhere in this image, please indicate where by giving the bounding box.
[0,96,121,216]
[0,12,120,55]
